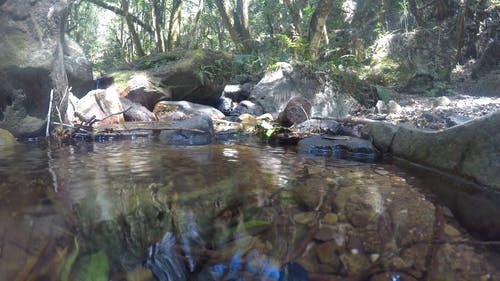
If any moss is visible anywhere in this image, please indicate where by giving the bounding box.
[108,71,133,87]
[0,128,16,146]
[0,33,33,68]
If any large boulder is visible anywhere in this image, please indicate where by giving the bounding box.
[113,49,232,109]
[113,71,171,110]
[63,36,94,97]
[362,110,500,190]
[368,29,454,94]
[249,62,359,117]
[0,0,81,137]
[153,100,224,121]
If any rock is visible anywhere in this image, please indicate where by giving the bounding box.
[119,72,172,110]
[63,36,93,97]
[474,71,500,97]
[250,62,332,115]
[369,30,454,93]
[298,135,380,162]
[375,100,387,114]
[387,100,402,114]
[232,100,264,117]
[222,82,254,102]
[433,96,451,107]
[362,111,500,190]
[158,115,214,145]
[291,176,330,211]
[216,96,234,115]
[73,87,125,126]
[360,121,400,153]
[314,225,337,242]
[154,100,224,121]
[278,96,312,127]
[322,213,339,225]
[295,119,341,135]
[0,128,16,146]
[431,244,500,281]
[120,98,157,122]
[444,224,461,237]
[0,0,71,137]
[293,212,316,225]
[445,115,472,127]
[315,242,340,269]
[340,252,369,276]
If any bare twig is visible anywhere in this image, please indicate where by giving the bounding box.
[89,106,132,126]
[46,89,54,137]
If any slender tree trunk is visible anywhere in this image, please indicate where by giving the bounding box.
[187,0,204,49]
[434,0,448,20]
[283,0,302,36]
[167,0,183,51]
[308,0,333,59]
[121,0,145,57]
[455,0,469,63]
[152,0,164,52]
[408,0,424,27]
[87,0,153,34]
[215,0,253,52]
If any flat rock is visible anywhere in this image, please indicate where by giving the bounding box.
[158,115,214,145]
[298,135,380,162]
[362,110,500,190]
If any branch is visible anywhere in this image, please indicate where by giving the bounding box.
[86,0,154,34]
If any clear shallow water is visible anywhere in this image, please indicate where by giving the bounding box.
[0,139,498,281]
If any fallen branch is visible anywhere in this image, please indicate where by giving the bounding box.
[89,106,133,126]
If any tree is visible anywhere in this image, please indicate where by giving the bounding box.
[308,0,333,59]
[167,0,183,50]
[152,0,166,52]
[121,0,145,57]
[215,0,253,52]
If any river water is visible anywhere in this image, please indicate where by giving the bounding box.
[0,138,498,281]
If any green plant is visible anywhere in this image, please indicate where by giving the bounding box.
[375,85,391,103]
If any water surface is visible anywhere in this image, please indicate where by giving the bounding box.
[0,139,498,281]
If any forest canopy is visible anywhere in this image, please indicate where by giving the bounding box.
[67,0,499,76]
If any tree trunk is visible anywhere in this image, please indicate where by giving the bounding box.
[434,0,448,20]
[283,0,302,36]
[167,0,182,51]
[121,0,145,57]
[215,0,253,52]
[455,0,469,63]
[187,0,204,49]
[152,0,165,52]
[87,0,153,34]
[308,0,333,59]
[408,0,424,27]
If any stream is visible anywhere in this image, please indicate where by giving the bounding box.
[0,138,498,281]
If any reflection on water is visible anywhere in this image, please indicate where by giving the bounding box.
[0,139,498,281]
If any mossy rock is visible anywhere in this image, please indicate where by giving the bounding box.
[366,29,454,94]
[0,128,16,146]
[113,49,232,107]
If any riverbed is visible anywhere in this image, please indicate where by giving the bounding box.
[0,138,498,281]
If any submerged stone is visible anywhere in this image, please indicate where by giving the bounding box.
[298,135,380,162]
[158,115,214,145]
